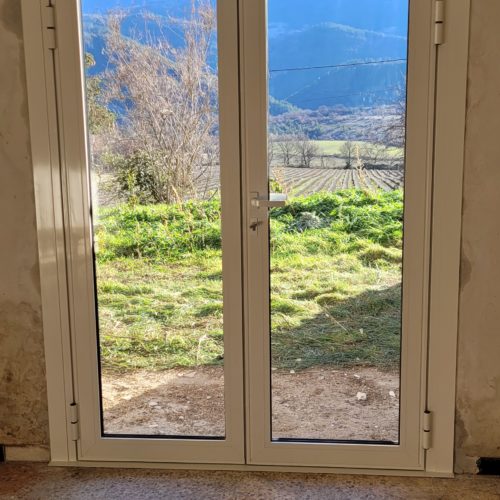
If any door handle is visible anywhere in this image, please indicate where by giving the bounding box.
[251,193,288,209]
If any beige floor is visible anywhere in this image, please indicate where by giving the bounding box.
[0,464,499,499]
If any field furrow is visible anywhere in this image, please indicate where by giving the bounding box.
[193,166,404,200]
[291,172,325,197]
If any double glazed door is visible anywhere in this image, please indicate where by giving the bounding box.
[53,0,437,469]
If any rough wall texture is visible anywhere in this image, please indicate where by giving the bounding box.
[455,0,500,474]
[0,0,498,469]
[0,0,49,454]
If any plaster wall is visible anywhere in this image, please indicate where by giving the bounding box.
[0,0,49,459]
[455,0,500,474]
[0,0,498,470]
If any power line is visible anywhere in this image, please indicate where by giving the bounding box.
[288,84,403,100]
[293,86,403,105]
[269,58,406,74]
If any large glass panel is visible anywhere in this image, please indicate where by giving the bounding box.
[82,0,225,437]
[268,0,409,442]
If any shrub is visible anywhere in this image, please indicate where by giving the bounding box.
[95,200,222,261]
[95,189,404,262]
[106,151,163,205]
[290,211,323,232]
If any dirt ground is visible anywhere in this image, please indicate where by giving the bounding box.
[102,366,399,442]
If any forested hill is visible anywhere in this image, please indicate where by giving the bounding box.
[268,23,407,109]
[82,0,408,111]
[82,0,408,35]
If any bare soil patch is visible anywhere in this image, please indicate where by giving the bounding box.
[272,366,399,442]
[102,366,399,442]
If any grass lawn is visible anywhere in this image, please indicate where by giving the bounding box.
[311,140,403,158]
[95,189,403,372]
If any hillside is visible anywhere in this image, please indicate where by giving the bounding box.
[82,0,408,112]
[83,0,408,35]
[269,23,407,109]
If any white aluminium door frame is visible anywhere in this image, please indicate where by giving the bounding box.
[29,0,246,464]
[241,0,441,470]
[22,0,470,475]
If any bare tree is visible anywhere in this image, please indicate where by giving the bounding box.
[294,135,319,168]
[381,85,407,149]
[195,136,220,200]
[340,140,355,169]
[104,1,218,204]
[277,137,296,167]
[268,134,277,169]
[355,89,406,172]
[361,142,386,168]
[85,53,115,135]
[385,97,406,170]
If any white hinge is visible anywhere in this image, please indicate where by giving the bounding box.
[43,5,57,50]
[69,403,80,441]
[422,410,432,450]
[434,0,445,45]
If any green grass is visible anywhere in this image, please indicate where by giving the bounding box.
[95,189,403,372]
[311,140,403,158]
[97,254,225,370]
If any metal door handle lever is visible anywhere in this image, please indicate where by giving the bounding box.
[251,193,288,209]
[249,219,262,231]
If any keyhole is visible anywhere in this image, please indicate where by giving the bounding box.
[250,219,261,231]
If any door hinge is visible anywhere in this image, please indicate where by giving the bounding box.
[434,0,445,45]
[43,5,57,50]
[422,410,432,450]
[69,402,80,441]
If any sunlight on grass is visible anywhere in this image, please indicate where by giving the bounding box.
[95,189,403,372]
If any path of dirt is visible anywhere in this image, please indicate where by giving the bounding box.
[102,366,399,442]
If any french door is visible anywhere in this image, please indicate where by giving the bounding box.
[50,0,437,469]
[242,1,435,469]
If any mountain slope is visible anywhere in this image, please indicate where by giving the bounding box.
[83,0,409,36]
[268,0,408,36]
[82,2,408,111]
[268,23,407,109]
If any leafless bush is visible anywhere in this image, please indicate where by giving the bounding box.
[378,85,407,170]
[381,86,407,149]
[361,142,386,168]
[276,137,296,167]
[103,1,218,204]
[268,134,277,169]
[340,140,355,169]
[294,135,319,168]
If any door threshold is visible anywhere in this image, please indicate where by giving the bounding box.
[49,460,452,478]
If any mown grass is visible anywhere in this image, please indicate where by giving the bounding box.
[311,140,404,158]
[270,140,403,161]
[95,189,403,372]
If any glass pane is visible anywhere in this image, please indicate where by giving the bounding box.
[268,0,408,442]
[82,0,225,437]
